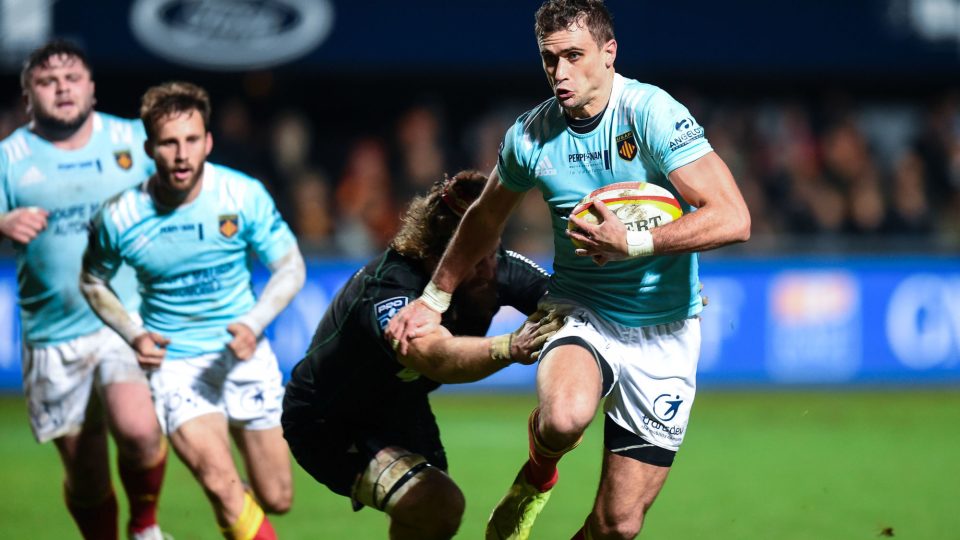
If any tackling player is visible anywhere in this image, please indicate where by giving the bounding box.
[0,40,168,540]
[387,1,751,539]
[80,81,305,540]
[282,170,563,540]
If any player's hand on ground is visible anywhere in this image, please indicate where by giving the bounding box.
[510,309,566,364]
[567,203,630,266]
[227,323,257,360]
[385,300,442,356]
[0,207,48,244]
[132,332,169,369]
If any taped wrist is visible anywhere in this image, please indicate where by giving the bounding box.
[420,281,452,313]
[626,230,655,258]
[490,334,512,363]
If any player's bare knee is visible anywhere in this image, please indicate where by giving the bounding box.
[539,404,592,445]
[195,462,242,504]
[258,482,293,514]
[392,476,464,540]
[358,448,463,538]
[113,423,163,463]
[592,511,644,540]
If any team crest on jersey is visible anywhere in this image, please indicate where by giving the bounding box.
[616,131,638,161]
[375,296,409,330]
[219,214,239,238]
[114,150,133,170]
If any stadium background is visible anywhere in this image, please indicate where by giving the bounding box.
[0,1,958,538]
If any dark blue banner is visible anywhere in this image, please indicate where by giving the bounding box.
[2,0,959,76]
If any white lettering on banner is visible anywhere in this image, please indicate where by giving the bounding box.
[766,272,861,382]
[698,277,744,371]
[886,274,960,369]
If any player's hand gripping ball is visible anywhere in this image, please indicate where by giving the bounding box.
[567,181,683,248]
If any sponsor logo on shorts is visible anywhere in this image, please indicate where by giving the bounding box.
[240,386,267,412]
[653,393,684,422]
[375,296,408,330]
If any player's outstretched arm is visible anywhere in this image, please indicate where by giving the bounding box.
[399,309,564,384]
[228,246,306,360]
[0,207,48,244]
[386,169,525,354]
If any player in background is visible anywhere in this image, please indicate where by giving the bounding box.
[0,40,168,540]
[387,1,751,539]
[283,170,563,540]
[80,81,305,540]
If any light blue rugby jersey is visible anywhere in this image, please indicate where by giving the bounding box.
[498,74,713,327]
[0,113,152,345]
[84,162,297,359]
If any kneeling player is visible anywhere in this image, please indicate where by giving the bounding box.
[282,170,561,540]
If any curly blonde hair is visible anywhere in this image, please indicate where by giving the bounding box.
[391,170,487,260]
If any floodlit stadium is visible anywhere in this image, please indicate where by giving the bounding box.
[0,1,958,539]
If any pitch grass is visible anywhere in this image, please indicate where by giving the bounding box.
[1,390,958,539]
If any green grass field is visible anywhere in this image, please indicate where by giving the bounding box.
[1,389,958,539]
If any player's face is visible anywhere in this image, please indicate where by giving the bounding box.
[24,54,95,132]
[149,110,212,200]
[538,22,616,118]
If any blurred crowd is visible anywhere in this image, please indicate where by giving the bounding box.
[2,86,959,258]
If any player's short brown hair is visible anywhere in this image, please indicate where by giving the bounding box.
[140,81,211,140]
[535,0,615,47]
[20,39,92,90]
[391,170,487,261]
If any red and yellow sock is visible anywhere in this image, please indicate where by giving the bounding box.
[119,438,168,535]
[523,407,582,492]
[221,492,277,540]
[65,485,118,540]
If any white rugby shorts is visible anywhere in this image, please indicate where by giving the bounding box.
[541,301,701,452]
[22,325,147,443]
[149,339,284,435]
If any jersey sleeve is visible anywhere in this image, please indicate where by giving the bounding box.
[636,88,714,176]
[82,204,124,281]
[363,282,419,342]
[243,180,298,265]
[496,117,536,192]
[496,249,550,315]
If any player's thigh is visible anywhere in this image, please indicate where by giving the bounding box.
[387,465,464,537]
[230,425,292,511]
[536,321,606,434]
[169,413,240,486]
[592,449,671,533]
[101,381,162,456]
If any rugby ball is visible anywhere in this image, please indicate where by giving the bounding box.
[567,182,682,248]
